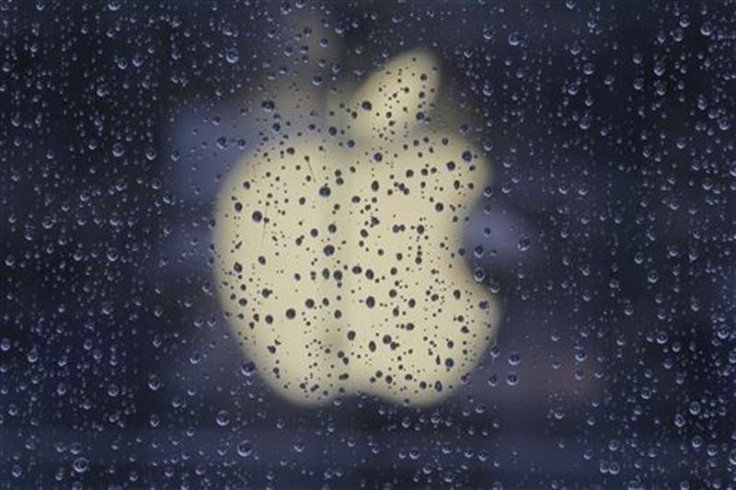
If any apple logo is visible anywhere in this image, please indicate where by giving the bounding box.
[213,50,500,406]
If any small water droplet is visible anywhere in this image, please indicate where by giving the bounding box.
[216,409,230,427]
[517,236,530,252]
[225,47,239,64]
[237,440,254,458]
[73,457,89,474]
[241,361,256,377]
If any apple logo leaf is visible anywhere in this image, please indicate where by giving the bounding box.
[214,50,500,407]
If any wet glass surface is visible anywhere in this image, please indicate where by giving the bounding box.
[1,2,734,488]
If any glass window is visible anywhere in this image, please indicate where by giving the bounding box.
[1,2,733,488]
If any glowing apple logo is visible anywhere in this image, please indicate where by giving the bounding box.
[214,50,500,406]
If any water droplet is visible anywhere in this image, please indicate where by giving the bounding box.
[237,440,253,457]
[241,361,257,377]
[508,352,521,366]
[216,409,230,427]
[517,236,530,252]
[107,384,120,397]
[73,457,89,474]
[225,47,239,64]
[148,374,161,391]
[112,142,125,157]
[508,32,522,46]
[688,401,701,416]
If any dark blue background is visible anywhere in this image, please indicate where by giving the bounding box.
[1,1,734,488]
